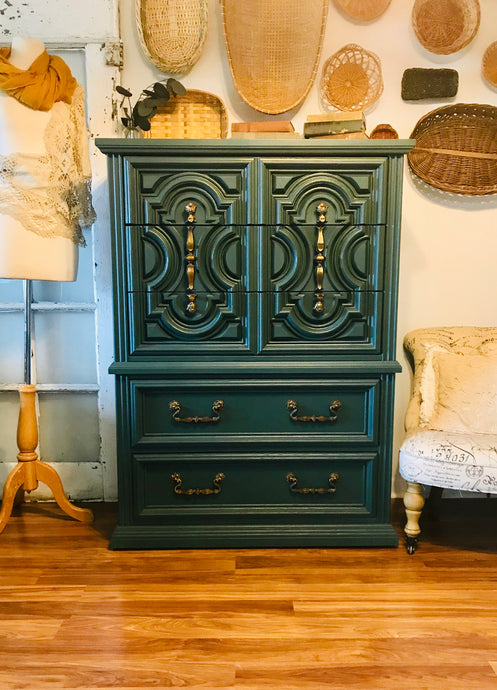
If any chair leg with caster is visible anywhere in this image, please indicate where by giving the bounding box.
[403,481,425,554]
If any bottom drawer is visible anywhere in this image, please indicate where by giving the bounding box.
[111,450,398,549]
[132,451,377,520]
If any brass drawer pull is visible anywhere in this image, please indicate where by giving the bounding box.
[171,472,225,496]
[169,399,224,423]
[286,399,341,423]
[314,201,328,314]
[185,201,197,315]
[286,472,340,495]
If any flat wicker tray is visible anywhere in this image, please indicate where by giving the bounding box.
[221,0,328,114]
[411,0,480,55]
[136,0,208,73]
[408,103,497,195]
[144,90,228,139]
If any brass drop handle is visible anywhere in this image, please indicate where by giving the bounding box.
[286,472,340,495]
[286,399,341,423]
[171,472,225,495]
[169,399,224,423]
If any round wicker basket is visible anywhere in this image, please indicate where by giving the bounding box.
[136,0,208,74]
[221,0,328,114]
[482,42,497,88]
[333,0,391,21]
[370,124,398,139]
[320,44,383,111]
[412,0,480,56]
[408,103,497,195]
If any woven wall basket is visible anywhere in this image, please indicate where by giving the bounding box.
[221,0,328,114]
[136,0,208,74]
[412,0,480,55]
[333,0,391,21]
[482,42,497,88]
[144,90,228,139]
[320,44,383,111]
[408,103,497,195]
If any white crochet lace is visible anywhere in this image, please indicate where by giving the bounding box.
[0,84,95,246]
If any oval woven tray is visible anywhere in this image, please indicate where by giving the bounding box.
[221,0,328,114]
[320,44,383,111]
[333,0,391,21]
[144,90,228,139]
[408,103,497,195]
[136,0,208,74]
[411,0,480,55]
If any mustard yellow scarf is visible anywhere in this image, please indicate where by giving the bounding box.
[0,47,77,111]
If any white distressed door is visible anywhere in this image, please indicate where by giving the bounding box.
[0,0,121,501]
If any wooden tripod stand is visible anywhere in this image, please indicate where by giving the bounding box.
[0,281,93,534]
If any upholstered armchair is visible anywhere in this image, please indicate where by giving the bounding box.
[399,327,497,553]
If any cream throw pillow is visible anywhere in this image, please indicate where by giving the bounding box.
[428,352,497,434]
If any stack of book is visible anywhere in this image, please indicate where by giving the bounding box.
[303,111,368,139]
[231,121,301,139]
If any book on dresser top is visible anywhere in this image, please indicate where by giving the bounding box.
[317,131,369,140]
[231,131,302,139]
[304,111,366,138]
[231,120,295,132]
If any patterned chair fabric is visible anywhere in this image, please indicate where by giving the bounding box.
[398,326,497,552]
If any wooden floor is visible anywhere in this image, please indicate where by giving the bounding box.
[0,500,496,689]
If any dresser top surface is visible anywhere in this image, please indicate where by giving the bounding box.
[95,137,415,157]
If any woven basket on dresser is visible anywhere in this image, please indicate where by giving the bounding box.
[221,0,328,114]
[411,0,480,55]
[333,0,391,21]
[408,103,497,195]
[136,0,208,73]
[144,90,228,139]
[320,44,383,111]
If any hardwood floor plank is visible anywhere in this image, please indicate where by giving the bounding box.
[0,502,496,689]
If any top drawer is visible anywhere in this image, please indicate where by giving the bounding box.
[125,375,382,448]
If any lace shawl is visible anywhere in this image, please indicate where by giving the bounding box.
[0,84,96,246]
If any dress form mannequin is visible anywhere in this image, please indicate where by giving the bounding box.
[0,36,78,281]
[0,37,92,532]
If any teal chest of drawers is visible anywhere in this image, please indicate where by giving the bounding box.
[96,138,413,549]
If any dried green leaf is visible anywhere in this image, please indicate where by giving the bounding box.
[167,78,186,96]
[116,85,133,98]
[136,100,156,118]
[153,82,170,98]
[135,115,151,131]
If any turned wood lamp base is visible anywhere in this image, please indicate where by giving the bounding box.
[0,384,93,534]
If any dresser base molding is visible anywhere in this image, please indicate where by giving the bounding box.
[109,523,399,550]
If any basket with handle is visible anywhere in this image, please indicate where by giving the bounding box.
[408,103,497,195]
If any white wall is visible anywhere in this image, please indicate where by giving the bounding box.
[118,0,497,497]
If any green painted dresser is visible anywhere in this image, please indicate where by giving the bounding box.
[96,138,414,549]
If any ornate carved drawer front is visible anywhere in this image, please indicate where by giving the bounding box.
[128,377,381,448]
[123,159,254,357]
[133,452,377,519]
[259,160,388,356]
